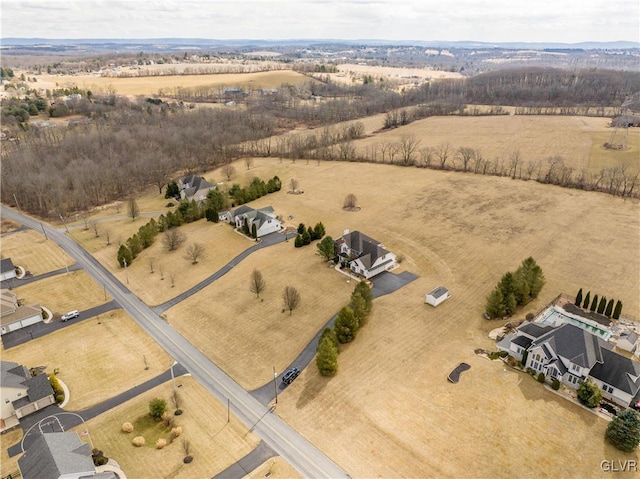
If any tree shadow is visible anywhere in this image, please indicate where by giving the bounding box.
[295,374,331,410]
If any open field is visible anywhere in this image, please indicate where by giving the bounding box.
[165,240,354,389]
[13,269,111,316]
[71,377,260,479]
[34,69,311,96]
[162,158,638,477]
[353,114,640,173]
[1,309,171,410]
[0,229,74,275]
[328,63,464,86]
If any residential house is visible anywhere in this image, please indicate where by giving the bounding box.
[177,175,216,202]
[425,286,450,307]
[1,361,55,431]
[617,331,638,353]
[334,230,397,279]
[498,322,640,408]
[18,431,116,479]
[232,206,281,237]
[1,289,43,336]
[0,257,16,281]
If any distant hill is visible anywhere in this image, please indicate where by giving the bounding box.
[1,38,638,50]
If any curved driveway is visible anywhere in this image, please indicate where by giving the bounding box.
[0,206,349,479]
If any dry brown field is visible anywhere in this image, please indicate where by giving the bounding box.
[13,270,110,315]
[353,114,640,173]
[70,377,260,479]
[164,158,638,477]
[244,458,302,479]
[0,229,74,275]
[0,427,21,477]
[329,63,464,86]
[0,308,171,410]
[36,69,311,96]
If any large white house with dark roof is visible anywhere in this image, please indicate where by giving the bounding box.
[335,230,397,279]
[232,205,281,237]
[498,322,640,408]
[178,174,216,202]
[1,361,55,431]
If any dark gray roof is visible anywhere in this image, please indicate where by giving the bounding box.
[620,330,638,344]
[562,302,612,327]
[512,335,532,349]
[18,432,94,479]
[532,323,611,369]
[590,348,640,396]
[179,175,215,199]
[337,231,390,269]
[0,258,15,273]
[548,358,568,375]
[1,361,29,388]
[12,374,54,409]
[427,286,449,299]
[518,322,555,339]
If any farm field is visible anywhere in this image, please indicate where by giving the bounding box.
[71,377,260,479]
[1,309,171,411]
[353,114,639,173]
[163,158,638,477]
[13,269,111,316]
[329,63,464,86]
[34,69,311,96]
[0,229,74,276]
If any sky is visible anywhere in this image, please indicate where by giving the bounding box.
[1,0,638,43]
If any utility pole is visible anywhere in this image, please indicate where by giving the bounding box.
[40,222,48,240]
[170,360,176,393]
[58,214,69,233]
[273,367,278,405]
[12,193,20,210]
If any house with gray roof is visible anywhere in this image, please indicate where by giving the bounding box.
[0,257,17,281]
[335,230,397,279]
[232,205,281,237]
[1,289,43,336]
[1,361,55,432]
[18,432,96,479]
[178,174,216,202]
[498,322,640,408]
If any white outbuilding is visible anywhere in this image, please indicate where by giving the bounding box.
[425,286,450,307]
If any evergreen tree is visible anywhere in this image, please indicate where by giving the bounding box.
[117,245,133,268]
[157,214,167,232]
[577,379,602,408]
[317,236,335,261]
[206,189,228,212]
[205,207,219,222]
[127,234,142,258]
[334,307,359,343]
[575,288,583,306]
[294,234,304,248]
[350,292,367,327]
[242,217,249,235]
[307,225,316,241]
[597,296,607,314]
[604,298,614,318]
[521,257,545,299]
[605,409,640,452]
[505,292,517,316]
[165,181,180,199]
[613,300,623,320]
[498,272,516,301]
[485,288,506,319]
[353,281,373,314]
[316,336,339,376]
[313,222,326,240]
[297,223,305,234]
[251,223,257,239]
[590,294,598,312]
[319,327,339,350]
[582,291,590,309]
[302,230,311,245]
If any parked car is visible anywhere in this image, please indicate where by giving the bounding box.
[61,310,79,322]
[282,367,300,385]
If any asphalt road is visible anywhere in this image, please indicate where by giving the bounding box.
[1,206,349,479]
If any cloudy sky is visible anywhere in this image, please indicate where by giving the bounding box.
[1,0,638,43]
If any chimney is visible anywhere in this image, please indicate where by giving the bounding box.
[343,229,349,237]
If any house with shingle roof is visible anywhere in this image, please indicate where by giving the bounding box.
[498,322,640,408]
[335,230,397,279]
[178,174,216,202]
[1,361,55,432]
[232,205,281,237]
[18,431,113,479]
[1,289,43,336]
[0,257,17,281]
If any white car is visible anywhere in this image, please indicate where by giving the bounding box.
[61,310,79,322]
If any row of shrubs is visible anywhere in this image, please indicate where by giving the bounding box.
[574,288,623,319]
[485,257,545,319]
[316,281,373,376]
[293,222,326,247]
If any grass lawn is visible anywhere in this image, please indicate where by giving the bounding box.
[1,309,171,411]
[13,270,111,316]
[74,377,260,479]
[0,229,74,275]
[0,428,22,478]
[587,129,640,172]
[165,158,638,477]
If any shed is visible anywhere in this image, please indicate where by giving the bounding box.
[617,330,638,353]
[0,258,17,281]
[426,286,450,307]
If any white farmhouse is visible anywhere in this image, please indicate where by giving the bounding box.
[426,286,450,307]
[335,230,397,279]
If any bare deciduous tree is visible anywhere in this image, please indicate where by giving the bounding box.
[163,229,186,251]
[245,157,254,170]
[435,143,451,169]
[456,147,475,172]
[90,220,99,238]
[289,178,299,193]
[148,258,155,274]
[184,242,205,264]
[398,135,420,166]
[159,264,164,280]
[343,193,358,210]
[105,229,111,246]
[221,164,236,181]
[282,286,301,315]
[169,272,176,288]
[249,268,266,298]
[127,198,140,221]
[419,146,434,168]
